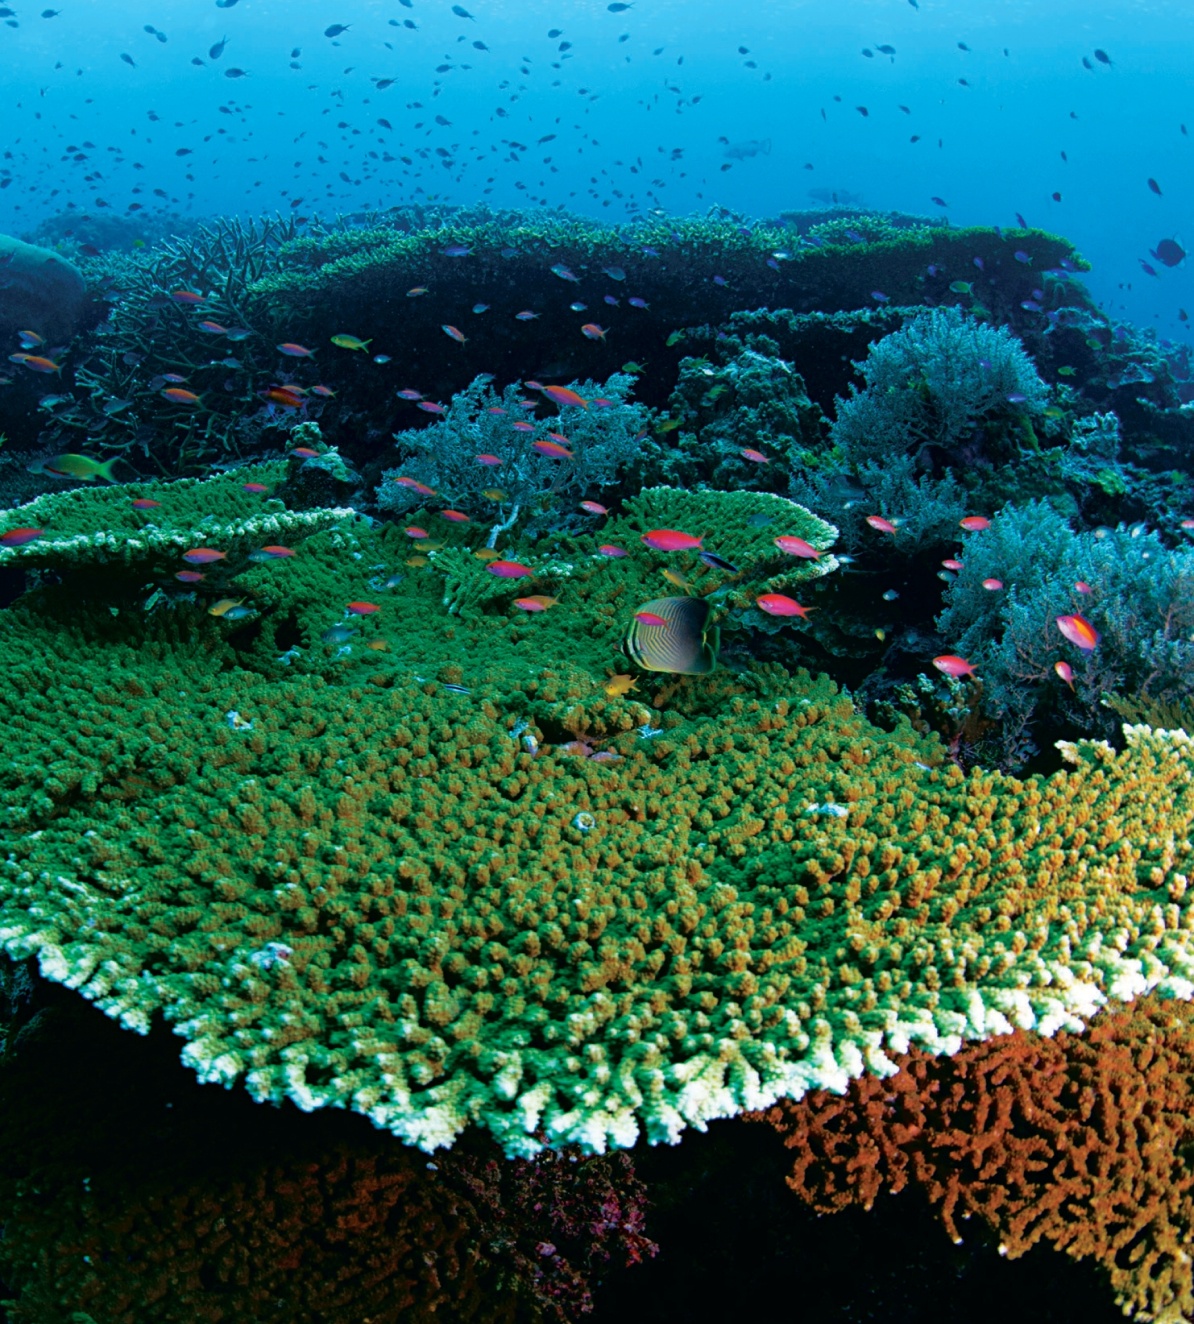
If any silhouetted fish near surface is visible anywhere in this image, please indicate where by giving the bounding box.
[1152,238,1186,267]
[721,137,770,160]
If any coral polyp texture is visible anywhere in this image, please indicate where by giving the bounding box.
[751,994,1194,1324]
[0,459,354,570]
[2,499,1194,1157]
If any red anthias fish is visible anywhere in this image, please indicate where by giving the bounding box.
[641,529,702,551]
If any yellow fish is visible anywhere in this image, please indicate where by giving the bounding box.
[603,673,639,698]
[661,568,692,592]
[365,639,389,651]
[330,334,372,351]
[482,488,509,501]
[414,540,444,551]
[406,555,429,567]
[208,598,246,618]
[473,547,502,560]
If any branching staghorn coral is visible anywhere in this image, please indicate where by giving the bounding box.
[37,216,309,475]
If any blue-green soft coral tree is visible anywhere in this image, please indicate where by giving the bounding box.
[789,307,1049,552]
[828,306,1048,471]
[935,499,1194,768]
[380,374,650,543]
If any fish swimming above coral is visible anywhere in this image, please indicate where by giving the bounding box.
[624,595,718,673]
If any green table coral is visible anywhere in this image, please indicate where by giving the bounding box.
[1,532,1193,1158]
[0,461,354,571]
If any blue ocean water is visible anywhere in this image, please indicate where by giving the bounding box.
[1,0,1189,334]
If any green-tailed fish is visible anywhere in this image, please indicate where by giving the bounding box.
[31,453,121,483]
[625,596,718,675]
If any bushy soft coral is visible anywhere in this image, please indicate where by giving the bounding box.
[632,337,824,491]
[830,306,1048,471]
[934,499,1194,768]
[380,374,649,542]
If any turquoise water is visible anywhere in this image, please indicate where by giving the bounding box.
[1,0,1190,333]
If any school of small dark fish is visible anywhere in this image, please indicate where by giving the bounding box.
[0,6,1185,332]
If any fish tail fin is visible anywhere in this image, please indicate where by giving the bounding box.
[96,456,123,483]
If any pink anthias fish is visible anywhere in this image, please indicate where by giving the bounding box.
[534,438,574,458]
[1054,660,1075,690]
[757,594,813,619]
[641,528,702,551]
[933,654,978,678]
[1055,613,1100,651]
[541,384,588,408]
[774,535,821,559]
[0,527,43,547]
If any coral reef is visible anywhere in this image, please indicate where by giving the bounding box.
[0,486,1192,1155]
[0,965,654,1324]
[3,198,1194,1321]
[751,993,1194,1324]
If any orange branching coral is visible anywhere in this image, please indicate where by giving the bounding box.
[750,995,1194,1323]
